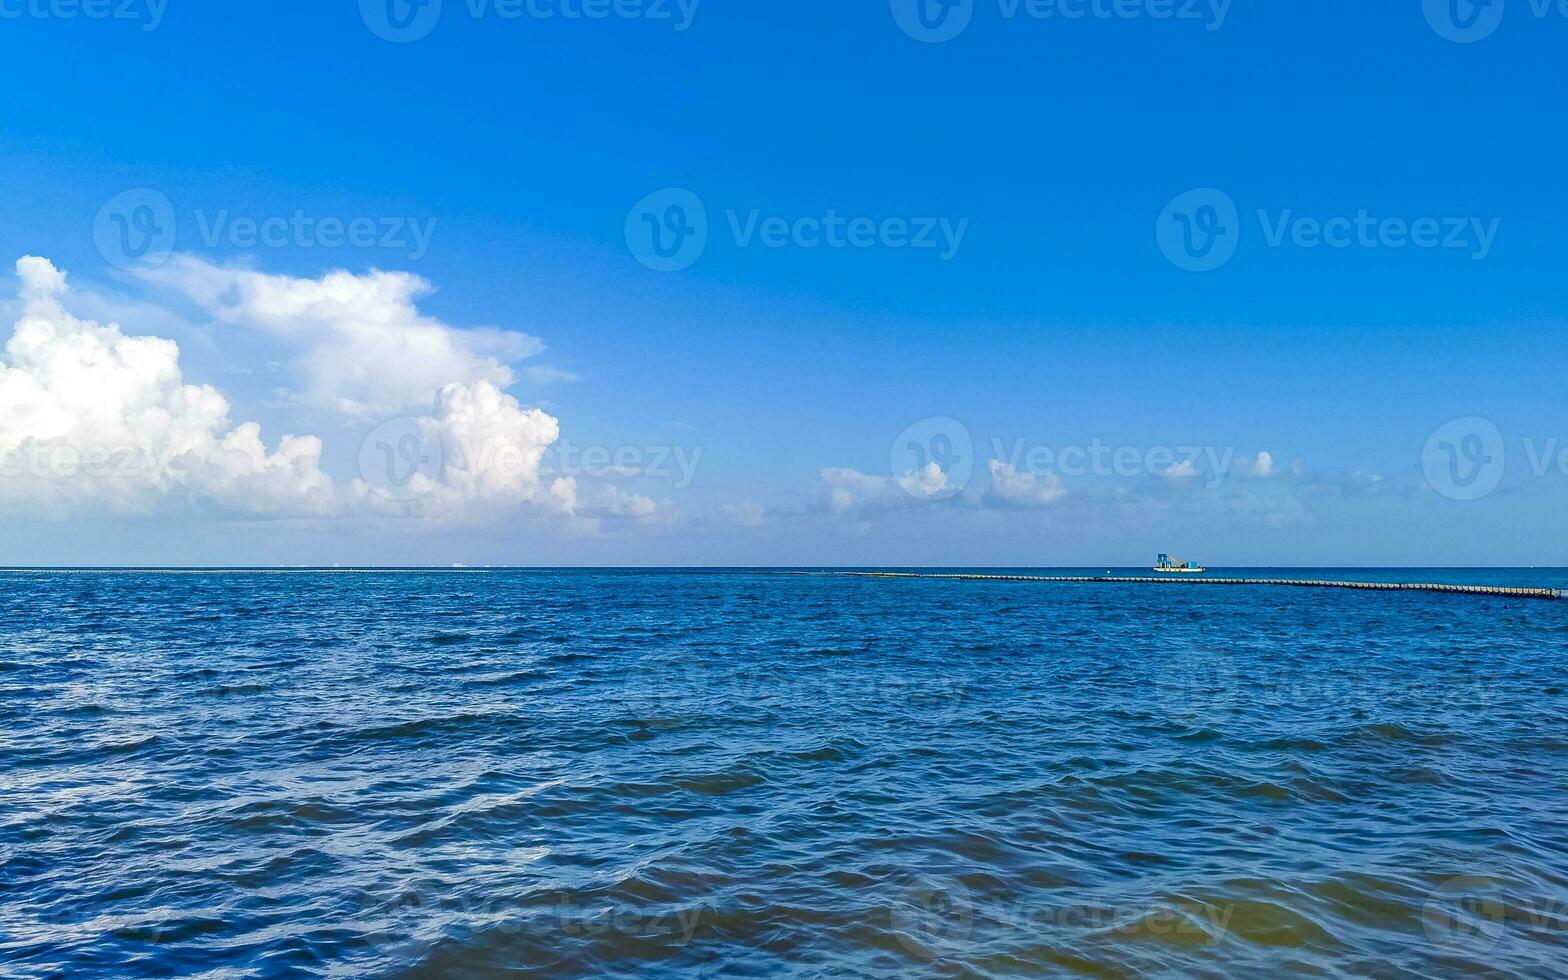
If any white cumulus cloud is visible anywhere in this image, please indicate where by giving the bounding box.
[821,463,956,518]
[897,461,950,499]
[146,256,544,416]
[591,485,678,524]
[1162,458,1200,481]
[986,459,1065,507]
[0,257,333,517]
[721,501,768,527]
[349,379,574,520]
[0,256,662,529]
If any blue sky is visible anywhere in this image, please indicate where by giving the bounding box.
[0,1,1564,566]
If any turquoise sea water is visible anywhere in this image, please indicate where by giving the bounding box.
[4,569,1567,976]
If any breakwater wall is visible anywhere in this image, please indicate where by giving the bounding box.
[830,571,1567,601]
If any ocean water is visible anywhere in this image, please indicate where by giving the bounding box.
[4,568,1568,977]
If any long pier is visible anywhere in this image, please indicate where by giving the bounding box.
[831,571,1568,601]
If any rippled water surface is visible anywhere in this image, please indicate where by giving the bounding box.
[5,569,1568,977]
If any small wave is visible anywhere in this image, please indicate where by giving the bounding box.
[1341,721,1454,746]
[671,769,766,796]
[198,682,271,697]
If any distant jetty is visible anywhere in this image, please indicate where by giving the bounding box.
[830,571,1567,601]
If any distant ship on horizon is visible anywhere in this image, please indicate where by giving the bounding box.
[1154,553,1206,574]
